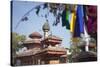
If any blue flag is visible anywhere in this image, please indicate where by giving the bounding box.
[73,5,84,37]
[77,5,84,33]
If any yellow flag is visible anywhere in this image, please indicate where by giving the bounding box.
[70,12,76,33]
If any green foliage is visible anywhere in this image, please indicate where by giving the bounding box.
[11,32,26,65]
[12,32,26,52]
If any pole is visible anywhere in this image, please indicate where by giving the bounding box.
[84,23,90,52]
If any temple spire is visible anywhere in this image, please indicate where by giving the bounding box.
[42,20,50,38]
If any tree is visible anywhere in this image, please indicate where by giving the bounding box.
[15,3,76,29]
[12,32,26,51]
[11,32,26,65]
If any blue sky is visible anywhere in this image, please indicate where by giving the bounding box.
[12,1,71,48]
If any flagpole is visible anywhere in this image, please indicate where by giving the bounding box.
[84,23,90,52]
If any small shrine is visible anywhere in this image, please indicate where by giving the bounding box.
[15,21,67,65]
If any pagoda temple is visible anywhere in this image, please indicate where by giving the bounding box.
[15,22,67,66]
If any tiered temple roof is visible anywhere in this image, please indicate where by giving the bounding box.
[29,32,42,38]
